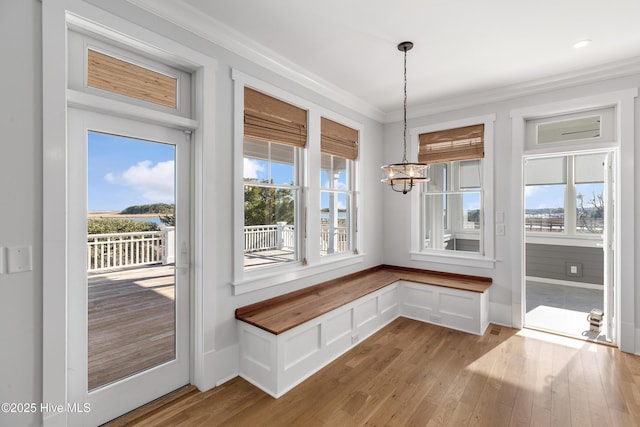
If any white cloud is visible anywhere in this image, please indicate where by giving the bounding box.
[525,186,538,197]
[244,158,265,179]
[105,160,175,202]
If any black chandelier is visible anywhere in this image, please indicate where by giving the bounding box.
[381,41,430,194]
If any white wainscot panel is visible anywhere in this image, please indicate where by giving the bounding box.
[326,309,352,347]
[355,296,378,329]
[283,324,321,370]
[238,324,277,396]
[379,286,398,314]
[242,328,272,371]
[439,291,477,334]
[400,282,435,321]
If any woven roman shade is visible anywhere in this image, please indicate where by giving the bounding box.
[321,117,358,160]
[244,87,307,148]
[418,124,484,164]
[87,49,178,108]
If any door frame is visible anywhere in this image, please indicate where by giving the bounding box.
[67,109,191,425]
[42,2,218,426]
[510,89,637,352]
[521,149,616,342]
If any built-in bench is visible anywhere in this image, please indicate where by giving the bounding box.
[235,265,491,398]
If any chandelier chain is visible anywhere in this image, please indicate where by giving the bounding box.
[402,46,408,164]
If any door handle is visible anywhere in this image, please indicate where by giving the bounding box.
[180,242,189,271]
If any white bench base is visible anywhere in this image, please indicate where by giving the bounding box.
[238,280,489,398]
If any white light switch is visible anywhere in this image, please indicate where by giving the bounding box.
[496,211,505,223]
[570,265,578,274]
[7,246,32,274]
[496,223,505,236]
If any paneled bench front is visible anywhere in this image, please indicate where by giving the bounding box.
[235,265,491,398]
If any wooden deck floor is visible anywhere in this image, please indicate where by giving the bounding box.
[244,249,295,269]
[88,264,176,390]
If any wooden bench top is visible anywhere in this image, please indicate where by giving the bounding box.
[235,265,491,335]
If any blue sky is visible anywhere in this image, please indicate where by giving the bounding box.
[88,132,175,211]
[525,183,603,210]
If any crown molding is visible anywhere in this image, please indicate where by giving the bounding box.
[385,56,640,123]
[126,0,385,122]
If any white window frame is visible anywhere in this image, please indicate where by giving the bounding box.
[232,69,363,294]
[410,114,496,269]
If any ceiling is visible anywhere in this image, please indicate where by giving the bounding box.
[131,0,640,121]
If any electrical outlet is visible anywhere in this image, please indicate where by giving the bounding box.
[7,246,32,274]
[566,262,582,277]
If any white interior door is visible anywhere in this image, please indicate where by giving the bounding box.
[68,109,190,426]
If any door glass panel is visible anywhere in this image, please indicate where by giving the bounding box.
[87,131,176,390]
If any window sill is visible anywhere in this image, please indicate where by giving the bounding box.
[410,251,495,269]
[525,233,603,248]
[232,253,365,295]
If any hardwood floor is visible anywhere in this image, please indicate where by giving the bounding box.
[88,264,176,390]
[106,317,640,426]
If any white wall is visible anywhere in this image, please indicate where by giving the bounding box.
[0,1,43,426]
[383,74,640,332]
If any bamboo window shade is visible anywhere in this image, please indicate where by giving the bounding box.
[321,117,359,160]
[418,124,484,164]
[87,49,178,109]
[244,87,308,148]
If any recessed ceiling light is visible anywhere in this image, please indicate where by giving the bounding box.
[573,39,591,49]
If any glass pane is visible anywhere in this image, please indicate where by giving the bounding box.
[271,143,295,185]
[87,131,176,390]
[320,191,350,255]
[243,139,294,184]
[426,163,448,192]
[423,192,481,253]
[244,185,297,269]
[423,194,447,250]
[525,184,566,232]
[576,183,604,234]
[462,192,481,230]
[320,154,348,190]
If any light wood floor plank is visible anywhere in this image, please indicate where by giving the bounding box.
[106,318,640,427]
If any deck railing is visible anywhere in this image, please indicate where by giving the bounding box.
[88,223,303,271]
[244,223,295,252]
[320,225,348,255]
[87,229,173,272]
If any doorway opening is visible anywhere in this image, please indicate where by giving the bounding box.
[523,150,615,343]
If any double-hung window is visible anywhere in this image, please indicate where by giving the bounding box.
[243,87,306,270]
[412,116,496,269]
[419,124,485,254]
[525,153,606,235]
[233,70,363,292]
[320,117,358,256]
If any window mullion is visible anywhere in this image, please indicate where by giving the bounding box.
[566,155,577,235]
